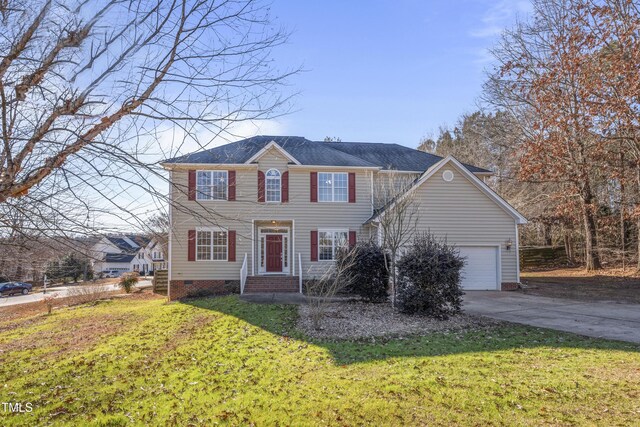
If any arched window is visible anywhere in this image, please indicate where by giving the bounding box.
[265,169,281,202]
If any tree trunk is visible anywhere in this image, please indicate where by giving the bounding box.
[543,223,553,246]
[619,153,625,271]
[637,164,640,271]
[580,186,601,271]
[563,232,574,264]
[637,214,640,272]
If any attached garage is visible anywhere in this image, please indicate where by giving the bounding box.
[458,246,500,290]
[367,156,528,291]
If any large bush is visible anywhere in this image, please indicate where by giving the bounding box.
[337,241,389,302]
[119,272,139,293]
[396,233,464,319]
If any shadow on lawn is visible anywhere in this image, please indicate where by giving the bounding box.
[181,295,640,365]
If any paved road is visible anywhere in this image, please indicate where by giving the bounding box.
[0,279,152,308]
[464,291,640,344]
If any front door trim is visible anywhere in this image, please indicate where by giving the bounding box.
[257,225,290,275]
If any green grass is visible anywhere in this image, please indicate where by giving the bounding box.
[1,295,639,426]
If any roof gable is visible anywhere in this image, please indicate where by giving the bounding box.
[368,156,527,224]
[245,141,301,165]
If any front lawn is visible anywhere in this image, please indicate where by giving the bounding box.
[1,294,639,426]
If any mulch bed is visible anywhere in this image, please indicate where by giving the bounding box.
[297,300,502,340]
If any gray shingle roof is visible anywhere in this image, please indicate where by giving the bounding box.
[163,135,491,173]
[324,141,490,173]
[105,253,135,263]
[106,237,136,252]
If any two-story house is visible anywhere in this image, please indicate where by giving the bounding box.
[92,234,162,275]
[162,136,526,300]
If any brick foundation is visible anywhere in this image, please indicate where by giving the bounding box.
[501,282,520,291]
[169,280,240,301]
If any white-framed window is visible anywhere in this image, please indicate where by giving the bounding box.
[318,172,348,202]
[196,170,228,201]
[318,229,348,260]
[196,228,227,261]
[265,169,281,202]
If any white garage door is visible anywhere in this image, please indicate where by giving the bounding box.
[459,246,499,290]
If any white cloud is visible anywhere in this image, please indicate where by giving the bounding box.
[469,0,533,39]
[154,118,287,160]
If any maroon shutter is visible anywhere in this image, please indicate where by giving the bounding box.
[348,172,356,203]
[310,230,318,261]
[349,231,356,248]
[188,170,196,201]
[228,230,236,262]
[310,172,317,202]
[281,171,289,203]
[187,230,196,261]
[258,170,265,202]
[228,170,236,201]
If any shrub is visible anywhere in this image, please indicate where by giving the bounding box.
[67,285,112,305]
[42,294,57,315]
[337,241,388,302]
[119,272,139,293]
[396,232,464,319]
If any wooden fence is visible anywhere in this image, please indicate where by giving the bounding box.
[153,270,168,294]
[519,246,568,269]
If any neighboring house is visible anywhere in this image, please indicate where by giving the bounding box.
[162,136,527,300]
[92,235,164,275]
[149,239,168,271]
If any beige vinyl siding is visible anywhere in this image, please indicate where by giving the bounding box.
[411,166,518,283]
[169,147,374,280]
[170,166,255,282]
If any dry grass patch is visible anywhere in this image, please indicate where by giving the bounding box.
[0,308,142,358]
[65,284,114,305]
[521,267,640,303]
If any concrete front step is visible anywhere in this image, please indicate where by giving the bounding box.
[244,275,300,293]
[244,287,299,293]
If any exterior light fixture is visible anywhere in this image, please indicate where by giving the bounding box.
[505,238,513,251]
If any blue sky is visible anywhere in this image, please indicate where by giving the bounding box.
[106,0,534,229]
[247,0,532,148]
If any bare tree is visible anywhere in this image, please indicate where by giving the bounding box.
[146,210,169,255]
[372,171,419,307]
[484,0,610,270]
[305,246,357,330]
[0,0,296,245]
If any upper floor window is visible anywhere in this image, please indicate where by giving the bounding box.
[196,171,227,201]
[196,229,227,261]
[318,172,348,202]
[318,229,348,260]
[266,169,281,202]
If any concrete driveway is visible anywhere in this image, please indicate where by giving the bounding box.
[464,291,640,344]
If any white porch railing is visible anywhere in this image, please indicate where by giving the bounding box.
[298,253,303,293]
[240,253,248,294]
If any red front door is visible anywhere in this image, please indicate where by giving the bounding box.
[266,235,283,272]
